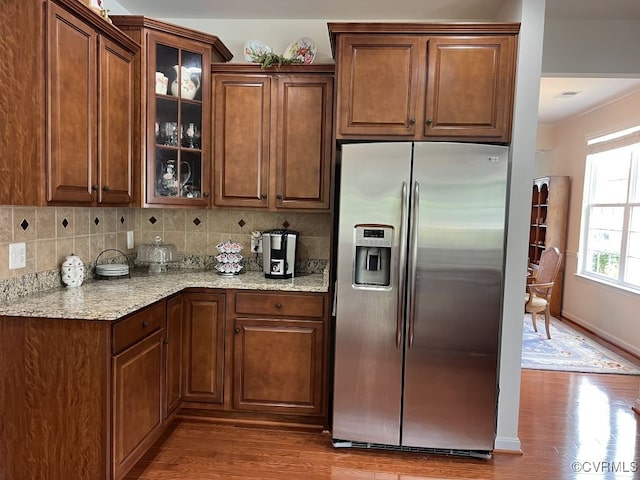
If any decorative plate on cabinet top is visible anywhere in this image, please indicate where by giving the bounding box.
[283,37,316,64]
[244,40,272,63]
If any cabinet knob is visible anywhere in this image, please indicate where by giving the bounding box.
[163,338,169,345]
[203,192,210,197]
[142,321,149,328]
[91,184,99,191]
[409,118,416,125]
[275,303,282,309]
[276,194,283,200]
[234,327,241,334]
[426,118,433,126]
[102,185,110,191]
[260,194,267,200]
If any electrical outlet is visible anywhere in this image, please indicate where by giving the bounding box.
[9,242,26,270]
[250,231,263,253]
[126,231,134,249]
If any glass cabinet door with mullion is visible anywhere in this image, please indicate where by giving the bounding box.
[147,33,211,206]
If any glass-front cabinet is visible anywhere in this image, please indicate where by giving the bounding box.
[149,34,209,206]
[109,16,232,207]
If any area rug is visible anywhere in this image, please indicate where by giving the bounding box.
[521,314,640,375]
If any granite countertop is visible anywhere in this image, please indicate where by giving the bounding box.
[0,270,329,321]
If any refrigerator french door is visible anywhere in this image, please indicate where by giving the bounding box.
[332,142,509,456]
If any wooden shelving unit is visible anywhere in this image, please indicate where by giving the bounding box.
[528,176,570,317]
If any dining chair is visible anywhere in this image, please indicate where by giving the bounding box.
[525,247,563,339]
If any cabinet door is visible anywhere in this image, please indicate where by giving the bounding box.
[165,295,183,418]
[112,329,164,479]
[213,75,270,208]
[233,318,324,415]
[335,35,420,138]
[424,36,516,142]
[46,2,97,204]
[99,36,134,205]
[147,32,212,207]
[182,293,226,404]
[274,75,333,210]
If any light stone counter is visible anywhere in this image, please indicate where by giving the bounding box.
[0,270,329,321]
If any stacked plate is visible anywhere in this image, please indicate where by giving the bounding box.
[95,263,129,278]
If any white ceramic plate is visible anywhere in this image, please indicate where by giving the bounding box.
[283,37,316,64]
[244,40,272,63]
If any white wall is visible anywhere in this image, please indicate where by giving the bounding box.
[542,19,640,76]
[537,90,640,356]
[491,0,545,452]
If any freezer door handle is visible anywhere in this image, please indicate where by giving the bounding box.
[397,180,409,349]
[407,180,420,349]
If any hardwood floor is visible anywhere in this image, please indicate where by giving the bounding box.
[126,370,640,480]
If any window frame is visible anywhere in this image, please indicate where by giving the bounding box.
[579,127,640,293]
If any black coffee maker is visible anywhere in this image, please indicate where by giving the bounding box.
[262,229,299,279]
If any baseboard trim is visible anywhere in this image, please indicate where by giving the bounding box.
[560,312,640,359]
[494,436,522,453]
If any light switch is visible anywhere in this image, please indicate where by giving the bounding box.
[127,231,134,249]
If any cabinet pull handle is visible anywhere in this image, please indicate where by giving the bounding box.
[275,303,282,309]
[426,118,433,126]
[409,118,416,124]
[91,184,99,191]
[260,194,267,199]
[234,327,241,334]
[102,185,110,191]
[142,321,149,328]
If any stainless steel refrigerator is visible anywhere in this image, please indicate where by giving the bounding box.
[332,142,509,457]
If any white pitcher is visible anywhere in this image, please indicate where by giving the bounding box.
[170,66,201,100]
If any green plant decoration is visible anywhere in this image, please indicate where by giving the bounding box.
[255,52,303,69]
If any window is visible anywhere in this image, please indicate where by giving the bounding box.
[580,126,640,290]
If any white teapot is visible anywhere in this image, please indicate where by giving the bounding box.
[61,254,84,288]
[170,65,201,100]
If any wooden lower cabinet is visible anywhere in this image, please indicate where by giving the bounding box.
[230,291,328,420]
[233,317,325,415]
[112,329,164,479]
[165,295,183,418]
[182,292,226,404]
[0,288,329,479]
[178,289,330,426]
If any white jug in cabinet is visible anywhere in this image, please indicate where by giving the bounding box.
[170,66,201,100]
[61,254,84,288]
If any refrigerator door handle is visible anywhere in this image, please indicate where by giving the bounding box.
[407,180,420,349]
[396,180,409,349]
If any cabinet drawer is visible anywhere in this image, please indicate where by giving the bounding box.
[235,292,324,318]
[112,301,165,354]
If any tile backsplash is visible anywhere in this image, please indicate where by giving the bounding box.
[0,205,331,289]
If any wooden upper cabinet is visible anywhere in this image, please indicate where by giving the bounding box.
[212,64,334,210]
[329,23,519,143]
[99,37,134,205]
[213,74,271,209]
[274,75,333,209]
[425,36,517,141]
[109,16,233,208]
[46,2,97,204]
[45,1,139,206]
[334,35,420,137]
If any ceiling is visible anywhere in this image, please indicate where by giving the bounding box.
[112,0,640,123]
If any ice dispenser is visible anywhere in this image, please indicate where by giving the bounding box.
[353,225,393,287]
